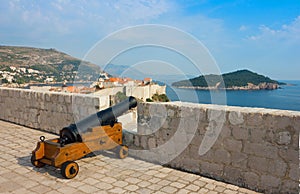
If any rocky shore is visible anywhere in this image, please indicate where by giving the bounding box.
[176,82,279,90]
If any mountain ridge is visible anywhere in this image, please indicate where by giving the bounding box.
[0,45,102,83]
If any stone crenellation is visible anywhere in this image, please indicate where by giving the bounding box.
[0,87,299,193]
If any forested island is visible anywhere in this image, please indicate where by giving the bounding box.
[172,69,285,90]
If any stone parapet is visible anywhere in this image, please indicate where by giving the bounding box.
[0,87,109,134]
[0,87,299,193]
[124,102,300,194]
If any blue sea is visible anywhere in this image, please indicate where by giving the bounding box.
[166,80,300,112]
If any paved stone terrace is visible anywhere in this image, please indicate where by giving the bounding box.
[0,120,260,194]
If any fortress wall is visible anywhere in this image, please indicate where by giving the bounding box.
[94,85,166,101]
[124,102,300,193]
[0,87,109,134]
[0,87,299,193]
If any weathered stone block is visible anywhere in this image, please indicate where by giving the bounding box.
[249,128,265,143]
[140,135,148,149]
[2,89,9,97]
[246,113,263,127]
[58,94,65,103]
[268,159,287,177]
[276,131,291,145]
[159,129,174,141]
[182,117,200,135]
[248,156,269,173]
[232,126,248,140]
[134,135,140,147]
[45,93,50,102]
[244,172,260,189]
[280,180,299,194]
[214,149,231,165]
[274,115,293,129]
[123,131,134,145]
[162,119,169,129]
[218,125,231,138]
[244,143,277,159]
[224,139,242,152]
[50,94,58,102]
[197,123,208,135]
[169,118,180,130]
[207,109,226,127]
[228,111,244,125]
[291,132,298,149]
[198,147,214,161]
[180,106,197,118]
[149,103,168,117]
[181,158,200,173]
[167,109,175,117]
[148,137,156,149]
[199,161,224,178]
[223,166,244,185]
[261,175,280,189]
[265,128,276,144]
[278,148,298,164]
[13,90,20,98]
[231,152,248,168]
[148,116,165,132]
[288,164,299,181]
[73,96,84,105]
[65,95,72,104]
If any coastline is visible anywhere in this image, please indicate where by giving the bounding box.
[173,82,281,91]
[175,85,280,91]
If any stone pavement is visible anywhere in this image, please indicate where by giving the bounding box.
[0,120,260,194]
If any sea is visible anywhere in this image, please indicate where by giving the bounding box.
[166,80,300,112]
[27,80,300,112]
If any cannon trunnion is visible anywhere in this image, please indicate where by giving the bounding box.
[31,96,137,179]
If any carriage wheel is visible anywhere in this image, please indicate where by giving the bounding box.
[31,155,45,168]
[116,145,129,159]
[61,161,79,179]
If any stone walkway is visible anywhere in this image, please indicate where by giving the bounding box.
[0,120,260,194]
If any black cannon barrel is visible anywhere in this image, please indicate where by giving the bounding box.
[60,96,137,145]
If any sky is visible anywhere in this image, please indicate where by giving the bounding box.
[0,0,299,80]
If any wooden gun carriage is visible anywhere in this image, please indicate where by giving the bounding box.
[31,96,137,179]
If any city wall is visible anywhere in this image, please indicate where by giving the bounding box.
[125,102,300,193]
[0,87,109,134]
[94,85,166,101]
[0,87,299,193]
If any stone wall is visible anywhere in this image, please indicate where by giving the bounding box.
[93,85,166,101]
[124,102,300,194]
[0,87,299,193]
[0,87,109,134]
[125,85,167,101]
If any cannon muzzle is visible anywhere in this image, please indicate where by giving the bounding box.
[60,96,137,145]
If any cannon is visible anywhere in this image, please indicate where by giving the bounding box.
[31,96,137,179]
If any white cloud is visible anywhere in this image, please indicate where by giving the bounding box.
[239,25,247,31]
[1,0,175,38]
[248,16,300,44]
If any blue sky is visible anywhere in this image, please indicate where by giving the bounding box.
[0,0,299,80]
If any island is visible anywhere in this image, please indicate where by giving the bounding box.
[172,69,285,90]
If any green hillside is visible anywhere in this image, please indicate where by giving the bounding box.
[0,45,101,83]
[172,69,285,88]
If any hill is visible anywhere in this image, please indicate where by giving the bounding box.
[0,45,102,83]
[172,69,285,90]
